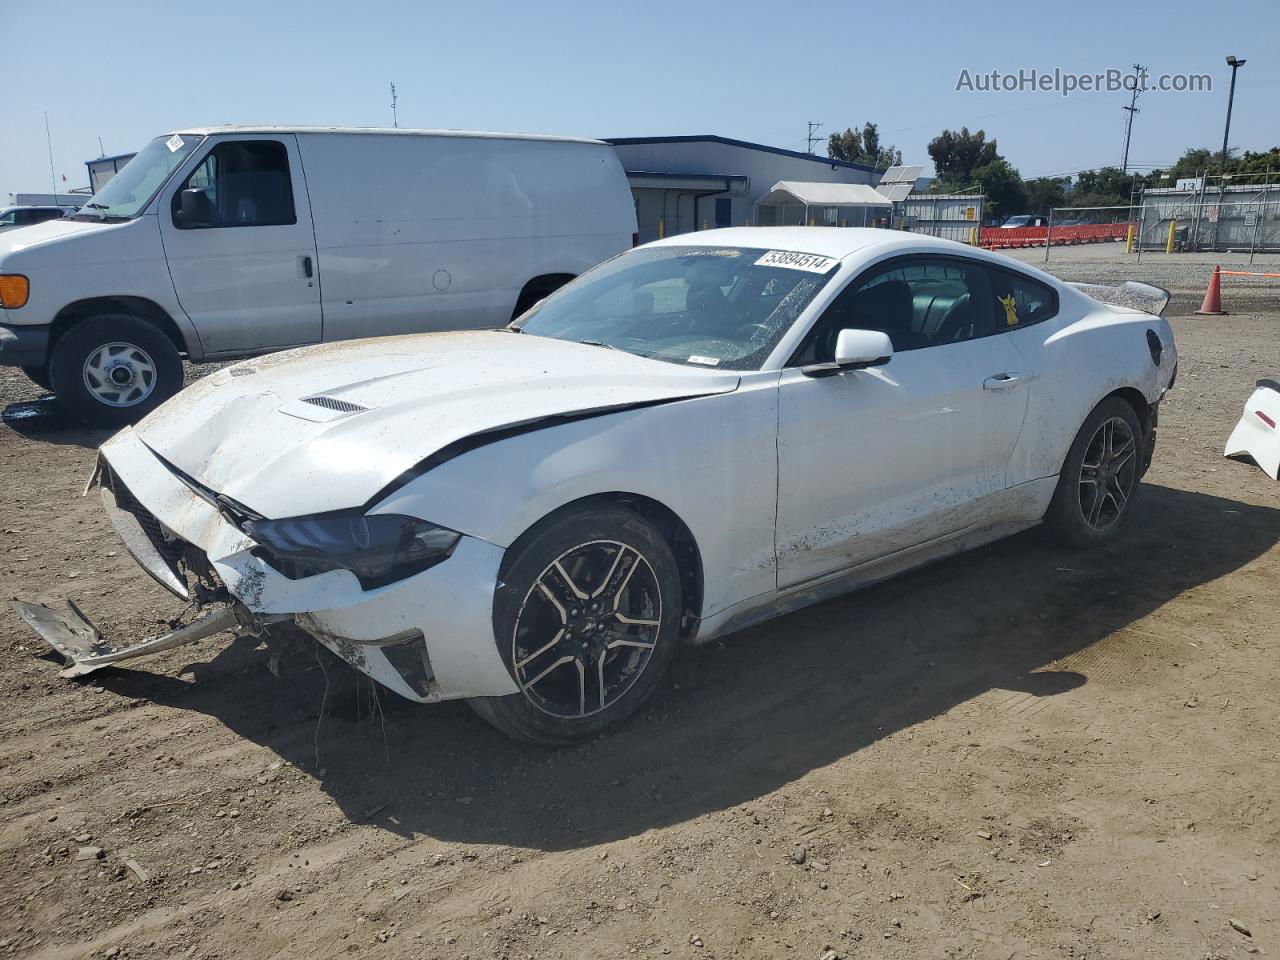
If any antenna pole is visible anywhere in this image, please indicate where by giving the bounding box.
[44,111,58,199]
[806,121,823,155]
[390,82,398,128]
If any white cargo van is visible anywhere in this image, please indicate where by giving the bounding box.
[0,127,637,425]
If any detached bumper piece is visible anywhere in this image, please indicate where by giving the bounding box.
[10,600,243,678]
[1225,379,1280,480]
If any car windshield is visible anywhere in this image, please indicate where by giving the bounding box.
[71,135,204,221]
[512,245,838,370]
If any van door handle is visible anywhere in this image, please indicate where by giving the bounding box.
[300,255,313,279]
[983,372,1024,390]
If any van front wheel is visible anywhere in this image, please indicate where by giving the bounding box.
[48,315,184,428]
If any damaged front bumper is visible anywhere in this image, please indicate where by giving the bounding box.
[12,427,519,702]
[10,599,267,678]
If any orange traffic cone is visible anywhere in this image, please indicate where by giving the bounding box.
[1195,265,1228,315]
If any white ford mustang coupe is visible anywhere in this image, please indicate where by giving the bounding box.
[14,228,1177,743]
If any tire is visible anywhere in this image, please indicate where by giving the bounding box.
[469,505,682,745]
[48,314,184,428]
[511,276,572,320]
[1045,397,1145,548]
[20,364,52,392]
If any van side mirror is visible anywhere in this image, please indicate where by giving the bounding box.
[803,328,894,378]
[176,188,213,227]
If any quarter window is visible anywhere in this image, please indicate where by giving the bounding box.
[793,257,996,364]
[989,269,1058,329]
[172,140,296,229]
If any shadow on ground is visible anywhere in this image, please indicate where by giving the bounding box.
[89,483,1277,851]
[1,397,112,449]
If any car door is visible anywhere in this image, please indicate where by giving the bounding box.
[774,255,1030,589]
[159,135,321,356]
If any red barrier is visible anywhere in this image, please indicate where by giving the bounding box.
[978,223,1133,250]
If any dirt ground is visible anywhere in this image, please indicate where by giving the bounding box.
[1,283,1278,960]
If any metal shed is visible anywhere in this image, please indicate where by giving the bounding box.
[608,135,879,242]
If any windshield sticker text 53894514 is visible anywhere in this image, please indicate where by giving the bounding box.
[754,250,838,274]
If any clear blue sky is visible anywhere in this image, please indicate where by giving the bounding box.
[3,0,1276,199]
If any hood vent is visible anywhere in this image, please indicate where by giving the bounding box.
[278,395,371,423]
[302,395,367,414]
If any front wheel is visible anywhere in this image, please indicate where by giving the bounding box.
[1045,397,1145,547]
[48,314,184,428]
[20,364,52,392]
[469,505,682,745]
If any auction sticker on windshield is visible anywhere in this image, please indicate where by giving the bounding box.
[755,250,839,273]
[166,134,185,152]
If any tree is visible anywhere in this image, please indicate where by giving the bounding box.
[1066,166,1142,210]
[827,122,903,169]
[970,157,1026,219]
[927,127,999,184]
[1023,177,1068,216]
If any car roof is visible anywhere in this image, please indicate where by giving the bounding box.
[647,227,979,260]
[646,227,1066,284]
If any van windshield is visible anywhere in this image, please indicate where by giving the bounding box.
[72,135,204,222]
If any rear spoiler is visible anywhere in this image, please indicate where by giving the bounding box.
[1067,280,1171,317]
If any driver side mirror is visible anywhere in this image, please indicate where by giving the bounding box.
[175,188,214,228]
[803,328,893,377]
[834,328,893,368]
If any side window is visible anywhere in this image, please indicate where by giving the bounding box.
[989,268,1058,329]
[172,140,296,229]
[793,257,996,364]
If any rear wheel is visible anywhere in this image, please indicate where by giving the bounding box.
[1045,397,1144,547]
[469,505,682,745]
[511,275,574,320]
[48,314,184,428]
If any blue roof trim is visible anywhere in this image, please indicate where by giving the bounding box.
[623,170,750,181]
[606,135,878,174]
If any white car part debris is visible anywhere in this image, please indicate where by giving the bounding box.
[8,600,269,677]
[1224,379,1280,480]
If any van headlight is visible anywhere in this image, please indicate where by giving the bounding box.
[243,510,461,588]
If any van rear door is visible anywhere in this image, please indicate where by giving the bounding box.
[158,134,321,356]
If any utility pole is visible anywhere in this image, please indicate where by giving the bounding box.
[1121,64,1144,174]
[390,82,398,128]
[806,121,823,155]
[1220,56,1246,173]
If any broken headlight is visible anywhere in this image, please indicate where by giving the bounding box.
[243,510,461,589]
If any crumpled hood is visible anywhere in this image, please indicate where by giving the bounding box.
[126,331,739,517]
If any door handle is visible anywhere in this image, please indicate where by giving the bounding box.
[300,255,313,279]
[983,372,1024,390]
